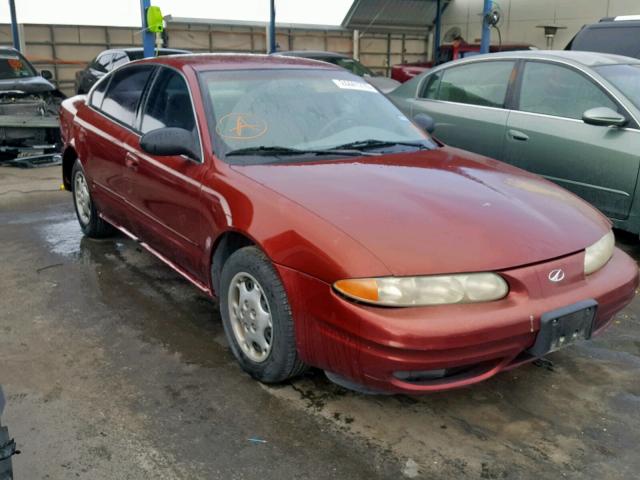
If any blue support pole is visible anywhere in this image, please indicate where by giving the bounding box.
[140,0,155,58]
[480,0,492,53]
[433,0,442,62]
[8,0,20,51]
[433,0,442,65]
[269,0,276,53]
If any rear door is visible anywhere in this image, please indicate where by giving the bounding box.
[124,66,208,280]
[408,60,516,159]
[79,64,156,229]
[504,60,640,220]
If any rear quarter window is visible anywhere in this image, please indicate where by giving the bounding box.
[89,76,109,108]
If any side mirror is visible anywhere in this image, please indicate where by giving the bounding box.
[41,69,53,80]
[582,107,627,127]
[413,113,436,134]
[140,127,200,161]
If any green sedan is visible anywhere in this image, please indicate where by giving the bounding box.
[389,51,640,235]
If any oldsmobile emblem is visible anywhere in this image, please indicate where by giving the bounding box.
[548,269,565,283]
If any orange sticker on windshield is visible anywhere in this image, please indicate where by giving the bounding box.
[216,113,268,140]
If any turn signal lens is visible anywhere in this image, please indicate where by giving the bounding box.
[333,273,508,307]
[584,230,615,275]
[334,279,379,302]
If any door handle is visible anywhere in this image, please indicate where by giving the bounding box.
[125,152,140,171]
[508,129,529,141]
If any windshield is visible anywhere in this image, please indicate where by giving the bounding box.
[0,52,37,80]
[595,64,640,110]
[201,69,433,162]
[327,58,375,77]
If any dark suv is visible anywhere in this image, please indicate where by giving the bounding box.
[566,16,640,58]
[75,47,191,94]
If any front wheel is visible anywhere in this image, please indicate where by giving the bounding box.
[71,160,114,238]
[219,246,307,383]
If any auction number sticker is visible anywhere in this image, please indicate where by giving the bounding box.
[332,79,377,92]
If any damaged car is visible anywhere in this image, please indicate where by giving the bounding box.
[60,54,638,394]
[0,47,64,166]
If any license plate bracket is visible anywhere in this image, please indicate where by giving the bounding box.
[527,299,597,358]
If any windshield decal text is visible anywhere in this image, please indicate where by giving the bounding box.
[332,79,377,93]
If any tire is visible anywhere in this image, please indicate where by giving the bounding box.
[219,246,307,383]
[71,160,115,238]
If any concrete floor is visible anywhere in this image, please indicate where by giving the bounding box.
[1,166,639,480]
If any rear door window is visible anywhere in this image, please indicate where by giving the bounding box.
[100,65,155,128]
[436,61,515,108]
[518,61,618,120]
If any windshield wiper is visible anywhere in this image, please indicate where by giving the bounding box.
[225,145,371,157]
[330,139,430,151]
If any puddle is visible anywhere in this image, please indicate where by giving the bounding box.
[39,217,84,258]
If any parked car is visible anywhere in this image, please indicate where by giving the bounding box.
[566,15,640,59]
[0,47,64,164]
[59,54,637,394]
[391,43,535,82]
[74,47,191,94]
[389,50,640,236]
[272,50,400,93]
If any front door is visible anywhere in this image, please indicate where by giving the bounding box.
[504,60,640,220]
[124,67,208,281]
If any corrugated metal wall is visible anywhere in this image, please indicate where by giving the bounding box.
[0,22,428,96]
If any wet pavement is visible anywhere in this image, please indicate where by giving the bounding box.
[1,166,640,479]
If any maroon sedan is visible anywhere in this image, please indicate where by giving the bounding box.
[59,54,638,394]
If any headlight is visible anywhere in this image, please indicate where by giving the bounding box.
[334,273,509,307]
[584,230,615,275]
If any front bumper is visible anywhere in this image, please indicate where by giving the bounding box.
[277,247,638,394]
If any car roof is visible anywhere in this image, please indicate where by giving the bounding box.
[97,47,191,56]
[273,50,349,59]
[444,49,640,68]
[122,47,191,54]
[0,47,23,55]
[597,17,640,25]
[134,53,344,71]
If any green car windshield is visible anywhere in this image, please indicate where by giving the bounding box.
[201,68,433,160]
[0,52,37,80]
[595,64,640,111]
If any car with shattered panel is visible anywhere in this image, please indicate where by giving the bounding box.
[0,47,64,165]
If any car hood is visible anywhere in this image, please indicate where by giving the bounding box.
[0,75,57,95]
[232,147,611,276]
[364,75,401,93]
